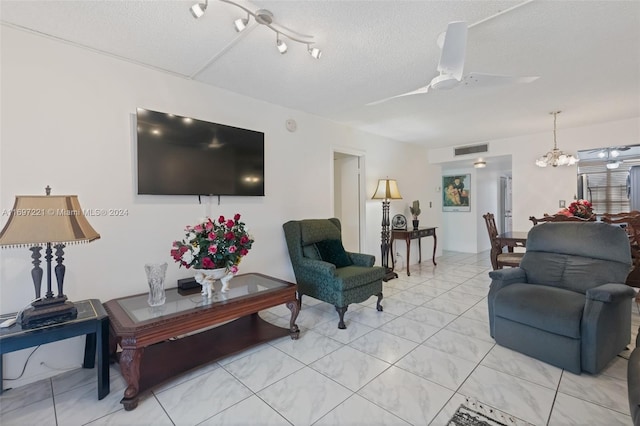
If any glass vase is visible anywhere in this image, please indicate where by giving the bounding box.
[145,262,167,306]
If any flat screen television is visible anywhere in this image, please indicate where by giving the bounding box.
[136,108,265,196]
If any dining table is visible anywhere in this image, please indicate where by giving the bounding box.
[496,231,528,251]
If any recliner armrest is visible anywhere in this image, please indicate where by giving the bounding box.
[348,252,375,267]
[586,283,635,303]
[298,257,337,276]
[488,267,527,285]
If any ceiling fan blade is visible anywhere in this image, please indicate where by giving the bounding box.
[437,21,467,81]
[366,85,430,106]
[460,72,539,88]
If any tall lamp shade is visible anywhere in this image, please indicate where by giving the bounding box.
[0,188,100,328]
[372,178,402,281]
[0,195,100,246]
[372,179,402,201]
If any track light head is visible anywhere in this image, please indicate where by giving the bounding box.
[307,45,322,59]
[276,34,288,54]
[190,0,208,19]
[234,15,249,32]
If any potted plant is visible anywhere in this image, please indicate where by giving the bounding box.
[409,200,421,230]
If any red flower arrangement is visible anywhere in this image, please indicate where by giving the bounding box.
[557,199,594,219]
[171,214,254,271]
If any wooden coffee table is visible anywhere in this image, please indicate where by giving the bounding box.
[103,273,299,410]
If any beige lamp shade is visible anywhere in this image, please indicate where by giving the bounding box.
[372,179,403,200]
[0,195,100,247]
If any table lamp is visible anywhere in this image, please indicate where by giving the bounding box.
[0,186,100,328]
[372,178,402,281]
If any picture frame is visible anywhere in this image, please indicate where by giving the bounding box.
[443,174,471,212]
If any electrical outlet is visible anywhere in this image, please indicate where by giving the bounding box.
[396,252,401,257]
[559,200,566,208]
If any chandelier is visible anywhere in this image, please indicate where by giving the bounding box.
[535,111,578,168]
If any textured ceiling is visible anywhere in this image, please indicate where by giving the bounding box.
[1,0,639,148]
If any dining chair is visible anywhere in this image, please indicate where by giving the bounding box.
[602,213,640,287]
[602,211,640,220]
[529,214,596,225]
[482,213,524,270]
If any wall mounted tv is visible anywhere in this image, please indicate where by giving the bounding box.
[136,108,265,196]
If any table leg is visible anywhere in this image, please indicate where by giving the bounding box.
[432,231,437,265]
[286,300,300,340]
[390,239,396,271]
[418,238,422,263]
[119,341,144,411]
[97,317,110,400]
[83,333,96,369]
[405,236,411,276]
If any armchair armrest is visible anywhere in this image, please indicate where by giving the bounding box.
[488,267,527,338]
[348,252,375,267]
[583,283,635,372]
[586,283,635,303]
[298,257,337,276]
[488,267,527,283]
[488,268,527,294]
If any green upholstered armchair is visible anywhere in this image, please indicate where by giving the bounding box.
[488,222,634,374]
[283,218,385,329]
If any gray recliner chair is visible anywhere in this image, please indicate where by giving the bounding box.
[488,222,634,374]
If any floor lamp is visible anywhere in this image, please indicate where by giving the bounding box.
[0,186,100,328]
[372,178,402,281]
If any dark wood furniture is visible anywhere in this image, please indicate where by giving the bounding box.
[529,214,596,225]
[483,212,526,270]
[0,299,109,399]
[390,227,437,276]
[103,273,299,410]
[602,213,640,287]
[496,231,528,250]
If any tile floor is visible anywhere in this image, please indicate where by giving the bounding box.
[0,251,636,425]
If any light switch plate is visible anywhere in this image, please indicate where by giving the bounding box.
[559,200,566,208]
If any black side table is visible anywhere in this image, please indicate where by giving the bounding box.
[0,299,110,399]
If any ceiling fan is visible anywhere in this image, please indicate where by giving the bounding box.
[366,21,539,106]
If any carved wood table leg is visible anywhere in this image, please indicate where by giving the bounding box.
[286,300,300,340]
[119,343,144,411]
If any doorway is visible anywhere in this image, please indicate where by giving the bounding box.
[333,150,365,252]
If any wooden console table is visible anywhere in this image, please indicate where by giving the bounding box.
[103,273,299,411]
[391,227,437,276]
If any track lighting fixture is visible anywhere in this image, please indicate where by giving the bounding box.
[234,14,249,32]
[308,45,322,59]
[276,34,288,54]
[190,0,208,19]
[190,0,321,59]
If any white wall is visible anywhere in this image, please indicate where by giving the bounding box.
[0,26,438,387]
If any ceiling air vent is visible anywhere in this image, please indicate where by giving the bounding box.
[454,144,488,156]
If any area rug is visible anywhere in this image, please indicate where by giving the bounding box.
[447,398,534,426]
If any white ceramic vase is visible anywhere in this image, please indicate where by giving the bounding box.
[194,267,234,298]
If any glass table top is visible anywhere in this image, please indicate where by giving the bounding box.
[117,273,291,323]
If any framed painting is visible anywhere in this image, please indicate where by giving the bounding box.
[443,174,471,212]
